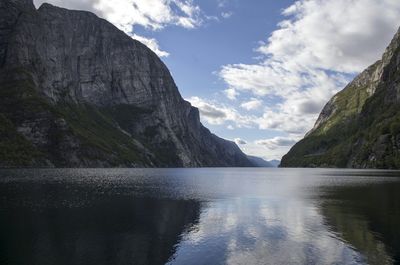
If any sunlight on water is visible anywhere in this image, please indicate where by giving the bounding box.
[0,168,399,265]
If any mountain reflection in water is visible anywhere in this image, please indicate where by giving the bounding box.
[318,176,400,265]
[0,168,399,265]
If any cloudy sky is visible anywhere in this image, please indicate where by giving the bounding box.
[33,0,400,160]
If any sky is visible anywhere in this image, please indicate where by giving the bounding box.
[33,0,400,161]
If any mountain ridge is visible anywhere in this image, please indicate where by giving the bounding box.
[0,0,254,168]
[281,26,400,169]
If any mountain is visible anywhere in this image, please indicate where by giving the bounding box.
[281,27,400,169]
[0,0,254,168]
[267,160,281,168]
[247,156,280,167]
[247,156,273,167]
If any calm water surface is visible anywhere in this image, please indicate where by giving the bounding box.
[0,168,399,265]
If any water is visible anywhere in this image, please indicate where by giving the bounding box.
[0,168,399,265]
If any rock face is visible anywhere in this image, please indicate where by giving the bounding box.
[0,0,253,167]
[281,27,400,169]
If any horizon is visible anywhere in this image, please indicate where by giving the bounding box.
[33,0,400,160]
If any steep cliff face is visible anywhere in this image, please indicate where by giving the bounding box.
[0,0,253,167]
[281,27,400,169]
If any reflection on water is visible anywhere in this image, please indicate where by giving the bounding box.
[0,168,399,265]
[168,198,365,265]
[319,179,400,265]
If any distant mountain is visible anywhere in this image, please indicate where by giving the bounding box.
[247,156,279,167]
[247,156,272,167]
[0,0,254,168]
[281,27,400,169]
[267,160,281,168]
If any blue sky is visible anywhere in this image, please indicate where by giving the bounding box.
[140,0,294,139]
[34,0,400,160]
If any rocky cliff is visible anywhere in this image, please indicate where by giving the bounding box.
[281,27,400,169]
[0,0,253,167]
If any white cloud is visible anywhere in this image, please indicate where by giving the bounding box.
[256,111,313,135]
[217,0,228,8]
[33,0,205,56]
[34,0,204,31]
[262,0,400,73]
[221,11,233,19]
[131,34,169,57]
[240,142,284,161]
[234,138,247,145]
[255,137,298,150]
[241,98,262,111]
[218,0,400,137]
[224,88,239,100]
[187,97,254,127]
[34,0,101,14]
[220,63,303,97]
[238,136,301,160]
[187,95,306,160]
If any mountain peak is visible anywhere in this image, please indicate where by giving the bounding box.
[281,26,400,169]
[0,0,254,168]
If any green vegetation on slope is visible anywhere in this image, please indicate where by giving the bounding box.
[0,114,44,167]
[0,68,152,167]
[281,44,400,169]
[281,78,400,168]
[103,104,183,166]
[57,104,150,166]
[0,68,51,167]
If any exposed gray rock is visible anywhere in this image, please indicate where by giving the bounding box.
[0,0,254,168]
